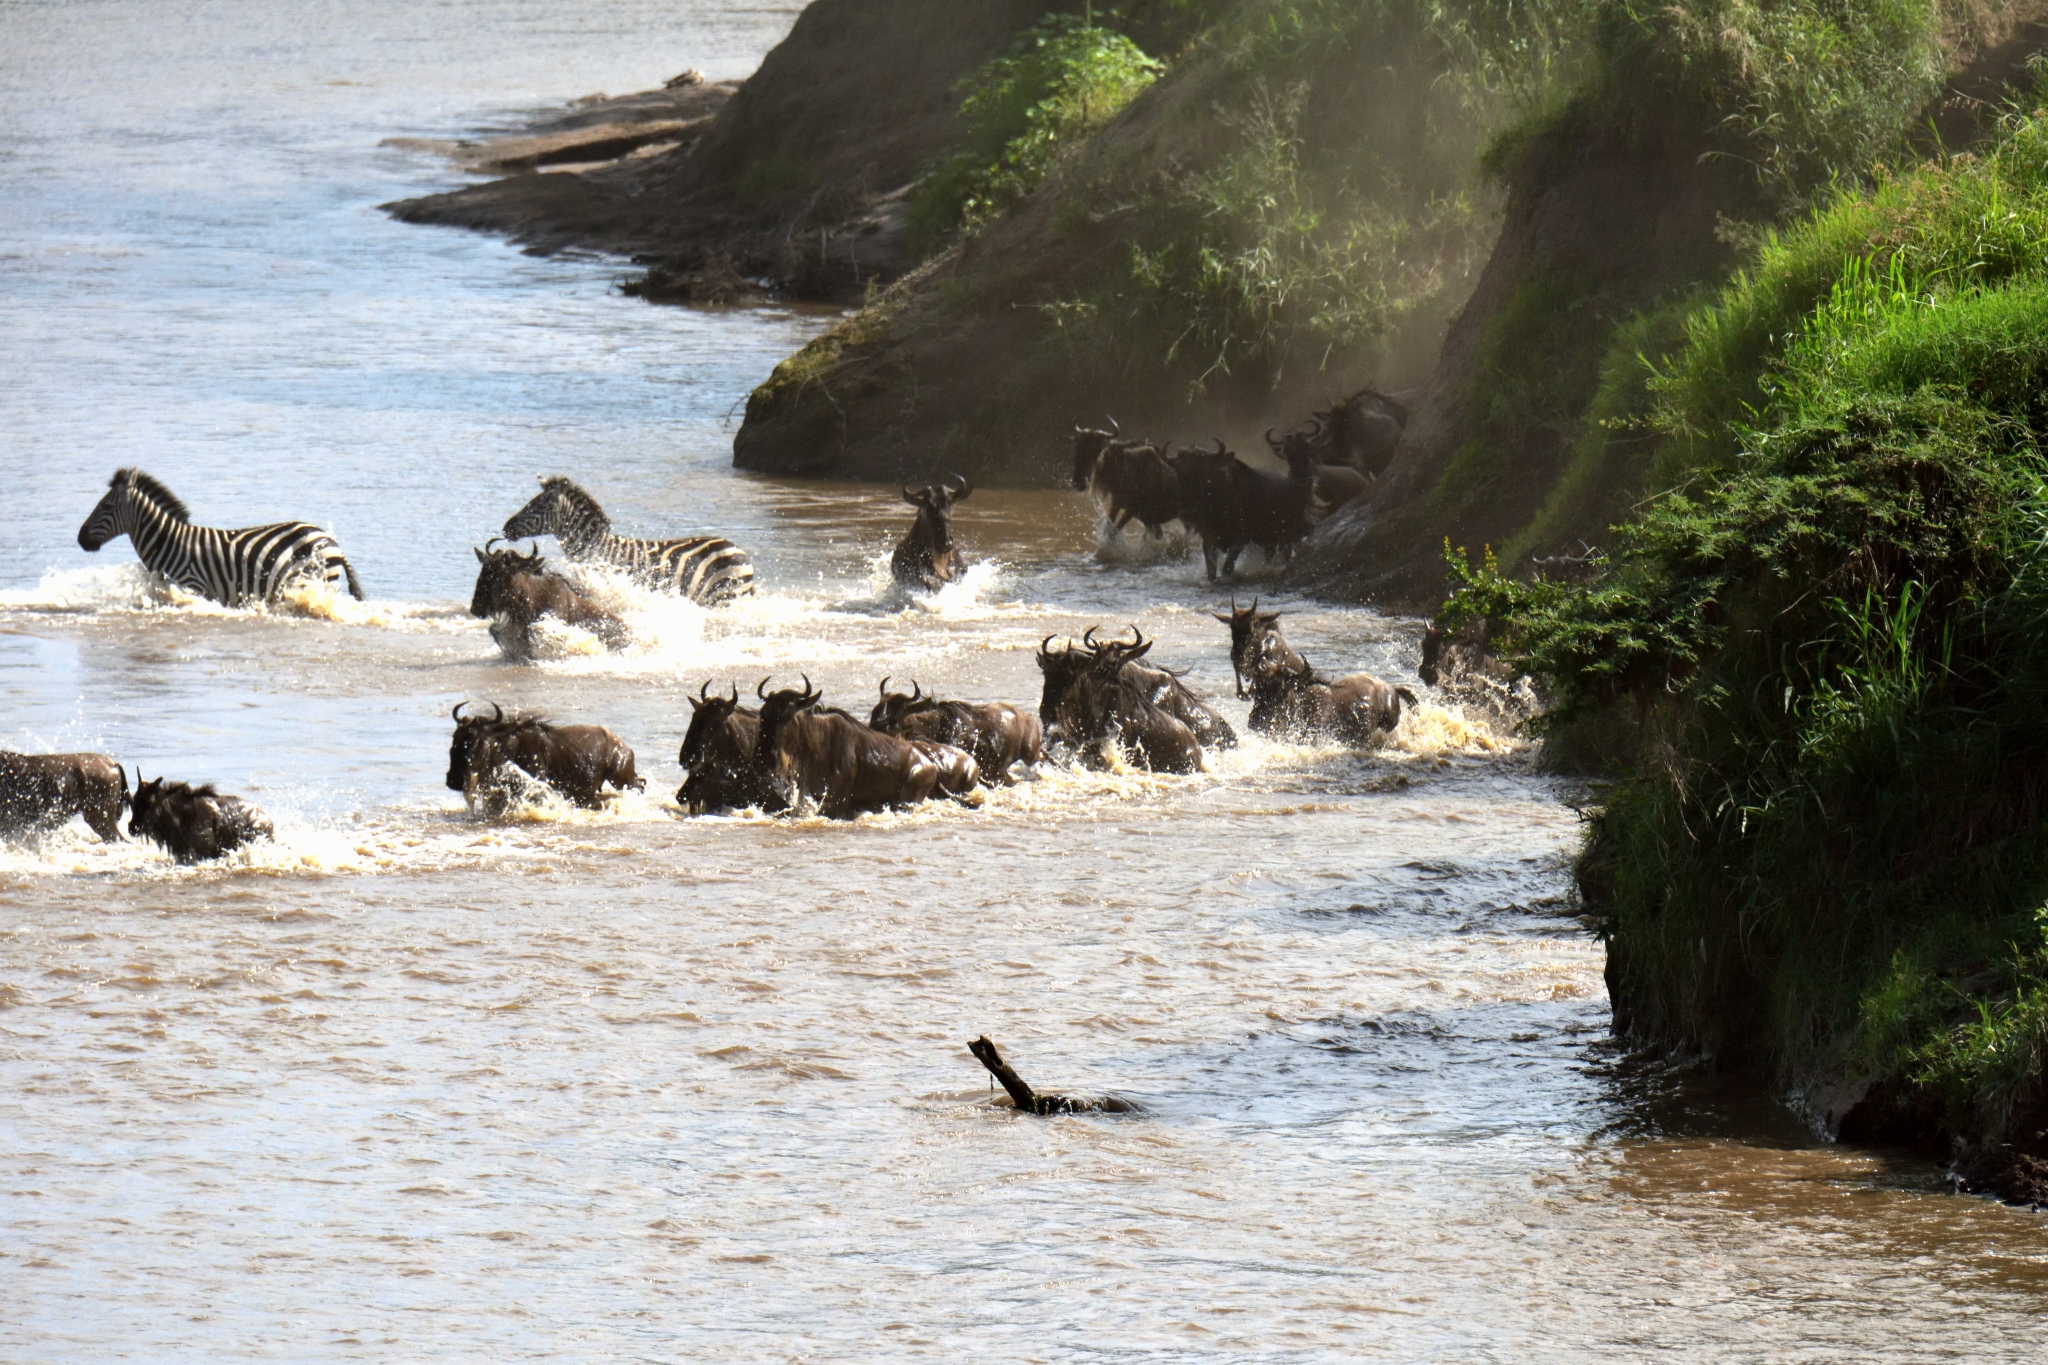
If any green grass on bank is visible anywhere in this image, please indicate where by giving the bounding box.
[1446,106,2048,1184]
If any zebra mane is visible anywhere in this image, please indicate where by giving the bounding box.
[539,476,610,531]
[114,468,192,522]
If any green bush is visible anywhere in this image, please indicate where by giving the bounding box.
[1448,106,2048,1161]
[910,15,1163,244]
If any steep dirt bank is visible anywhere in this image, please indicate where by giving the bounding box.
[732,4,1509,483]
[384,0,1052,301]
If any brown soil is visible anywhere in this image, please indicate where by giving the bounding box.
[382,0,1052,302]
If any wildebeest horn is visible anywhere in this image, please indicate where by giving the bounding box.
[1126,624,1145,649]
[486,536,504,552]
[910,680,924,703]
[726,682,740,705]
[1082,626,1100,649]
[1038,633,1059,660]
[699,680,714,702]
[1106,414,1119,434]
[758,676,774,700]
[1211,436,1227,456]
[1265,427,1281,448]
[490,702,503,723]
[943,473,970,499]
[799,673,820,704]
[879,675,892,699]
[903,484,923,505]
[474,545,487,563]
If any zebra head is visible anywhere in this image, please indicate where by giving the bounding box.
[79,468,190,552]
[504,475,610,551]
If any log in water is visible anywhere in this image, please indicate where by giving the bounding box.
[1,2,2044,1360]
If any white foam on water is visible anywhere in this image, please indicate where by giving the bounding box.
[0,562,471,633]
[1091,516,1193,566]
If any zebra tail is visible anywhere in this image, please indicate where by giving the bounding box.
[341,555,365,601]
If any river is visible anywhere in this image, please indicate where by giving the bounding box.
[1,1,2042,1359]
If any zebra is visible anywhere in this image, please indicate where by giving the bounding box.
[76,468,365,607]
[502,475,756,604]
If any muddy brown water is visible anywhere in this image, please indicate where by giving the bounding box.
[2,2,2044,1359]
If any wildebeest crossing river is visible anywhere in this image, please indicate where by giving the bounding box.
[3,1,2046,1359]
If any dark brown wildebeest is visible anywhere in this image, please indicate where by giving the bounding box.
[869,679,1043,784]
[908,739,981,798]
[1312,387,1409,479]
[470,540,631,660]
[128,776,273,862]
[891,476,972,590]
[1071,422,1181,539]
[751,677,951,817]
[1267,425,1368,515]
[446,702,642,814]
[1170,439,1314,580]
[1090,626,1237,751]
[1215,608,1416,743]
[0,750,128,842]
[1245,656,1417,744]
[676,682,785,814]
[1212,598,1305,698]
[1036,634,1204,773]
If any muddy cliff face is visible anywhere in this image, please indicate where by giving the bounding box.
[385,0,1052,300]
[731,7,1507,484]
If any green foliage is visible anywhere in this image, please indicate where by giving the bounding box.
[1653,112,2048,478]
[1453,107,2048,1153]
[911,16,1163,244]
[1123,78,1484,387]
[1593,0,1945,201]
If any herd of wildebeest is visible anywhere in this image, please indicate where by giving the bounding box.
[1,389,1528,861]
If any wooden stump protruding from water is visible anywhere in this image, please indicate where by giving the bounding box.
[967,1035,1136,1115]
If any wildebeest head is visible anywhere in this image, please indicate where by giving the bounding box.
[755,675,824,757]
[1035,636,1090,728]
[446,701,505,792]
[1084,623,1155,677]
[680,681,743,772]
[1070,418,1123,491]
[869,677,930,733]
[898,476,971,583]
[469,539,547,618]
[1211,597,1296,696]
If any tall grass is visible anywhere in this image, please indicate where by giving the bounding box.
[1450,106,2048,1186]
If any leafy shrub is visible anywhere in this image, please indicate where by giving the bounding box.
[1447,107,2048,1157]
[911,15,1163,244]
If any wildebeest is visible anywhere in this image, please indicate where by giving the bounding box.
[1171,439,1314,580]
[1244,656,1417,744]
[891,476,972,590]
[1267,425,1369,515]
[1213,598,1304,698]
[1312,387,1409,479]
[0,750,128,842]
[1215,607,1415,744]
[446,702,642,814]
[128,776,273,862]
[1035,632,1204,773]
[750,677,952,817]
[470,540,631,660]
[868,679,1043,784]
[676,683,784,814]
[1071,422,1181,539]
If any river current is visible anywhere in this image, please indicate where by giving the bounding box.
[2,2,2043,1359]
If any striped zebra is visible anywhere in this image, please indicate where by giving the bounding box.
[76,468,365,607]
[502,475,755,604]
